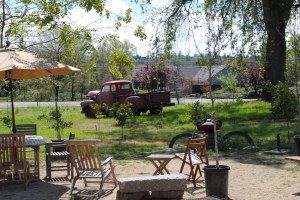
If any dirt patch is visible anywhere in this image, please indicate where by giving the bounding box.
[0,153,300,200]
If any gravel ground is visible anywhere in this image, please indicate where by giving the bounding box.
[0,153,300,200]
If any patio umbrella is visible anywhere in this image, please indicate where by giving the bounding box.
[0,46,80,133]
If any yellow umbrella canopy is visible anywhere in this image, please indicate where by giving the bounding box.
[0,47,80,80]
[0,46,80,133]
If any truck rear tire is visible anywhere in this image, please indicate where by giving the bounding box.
[84,106,96,118]
[132,104,140,116]
[149,107,162,115]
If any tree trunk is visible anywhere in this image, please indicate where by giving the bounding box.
[80,84,84,101]
[1,0,6,48]
[262,0,293,84]
[71,79,75,101]
[54,83,61,140]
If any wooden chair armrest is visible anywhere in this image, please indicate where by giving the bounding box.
[102,156,113,166]
[45,142,67,148]
[45,142,68,154]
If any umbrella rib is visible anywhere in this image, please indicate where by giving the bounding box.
[45,69,53,74]
[5,70,11,79]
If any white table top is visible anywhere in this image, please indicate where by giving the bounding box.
[25,135,45,147]
[145,154,175,160]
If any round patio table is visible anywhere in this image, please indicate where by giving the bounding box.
[25,135,45,181]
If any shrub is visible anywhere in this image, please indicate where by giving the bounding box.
[109,103,133,139]
[270,83,297,122]
[187,101,210,127]
[38,109,73,140]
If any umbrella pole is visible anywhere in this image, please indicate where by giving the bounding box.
[9,79,16,133]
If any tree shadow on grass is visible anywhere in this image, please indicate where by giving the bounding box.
[221,151,291,169]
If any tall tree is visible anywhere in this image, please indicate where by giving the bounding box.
[30,24,95,99]
[262,0,294,84]
[286,10,300,118]
[93,38,136,84]
[133,62,184,91]
[0,0,145,48]
[137,0,299,85]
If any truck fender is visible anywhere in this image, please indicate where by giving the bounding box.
[124,96,146,109]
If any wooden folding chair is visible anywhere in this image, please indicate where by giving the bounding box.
[0,134,29,190]
[64,139,117,196]
[175,136,209,188]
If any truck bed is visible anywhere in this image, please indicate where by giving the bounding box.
[117,91,174,106]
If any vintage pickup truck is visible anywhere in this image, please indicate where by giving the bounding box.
[80,80,175,118]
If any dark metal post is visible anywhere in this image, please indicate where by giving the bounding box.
[276,134,281,152]
[9,78,16,133]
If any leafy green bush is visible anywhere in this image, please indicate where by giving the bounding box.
[0,116,12,130]
[270,83,297,122]
[92,103,110,118]
[38,109,73,140]
[187,101,210,127]
[109,103,133,139]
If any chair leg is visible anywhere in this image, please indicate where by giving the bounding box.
[70,159,74,179]
[83,178,88,187]
[66,157,70,177]
[70,176,78,195]
[196,165,202,177]
[190,166,197,188]
[179,161,186,173]
[98,177,105,197]
[109,162,117,186]
[190,165,203,188]
[24,167,29,191]
[46,156,51,179]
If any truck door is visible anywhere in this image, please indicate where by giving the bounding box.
[98,84,116,106]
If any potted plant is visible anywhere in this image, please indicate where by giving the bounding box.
[200,70,230,197]
[191,3,231,198]
[38,108,73,151]
[202,112,230,198]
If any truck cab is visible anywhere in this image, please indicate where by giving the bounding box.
[81,80,135,118]
[96,80,134,106]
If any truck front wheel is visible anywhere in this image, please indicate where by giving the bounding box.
[84,106,96,118]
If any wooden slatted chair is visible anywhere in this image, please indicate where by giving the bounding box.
[175,136,209,188]
[15,124,37,135]
[15,124,38,180]
[0,134,29,190]
[45,132,75,179]
[64,139,117,196]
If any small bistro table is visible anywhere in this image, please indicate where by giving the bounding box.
[144,154,175,175]
[285,156,300,163]
[25,135,45,180]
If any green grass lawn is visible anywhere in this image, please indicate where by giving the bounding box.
[0,100,299,160]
